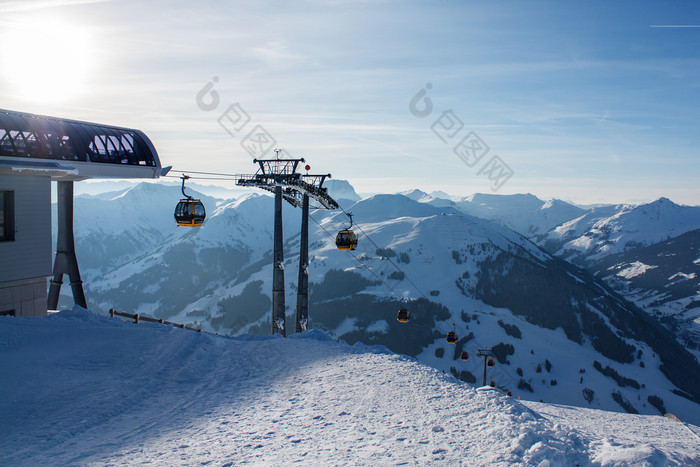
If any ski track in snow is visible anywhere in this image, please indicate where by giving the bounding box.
[1,310,699,466]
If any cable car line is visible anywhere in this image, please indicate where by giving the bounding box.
[333,202,431,302]
[310,211,460,334]
[168,168,239,178]
[326,204,468,338]
[308,212,404,302]
[165,174,239,182]
[165,167,469,339]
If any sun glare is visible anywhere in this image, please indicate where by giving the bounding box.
[0,17,94,103]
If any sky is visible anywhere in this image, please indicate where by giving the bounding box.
[0,0,699,205]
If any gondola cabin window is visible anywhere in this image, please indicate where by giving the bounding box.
[0,191,15,242]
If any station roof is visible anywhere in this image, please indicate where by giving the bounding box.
[0,109,170,180]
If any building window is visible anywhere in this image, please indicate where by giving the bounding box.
[0,191,15,242]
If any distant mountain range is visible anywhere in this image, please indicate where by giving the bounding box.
[54,181,700,425]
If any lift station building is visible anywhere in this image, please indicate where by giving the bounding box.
[0,109,168,317]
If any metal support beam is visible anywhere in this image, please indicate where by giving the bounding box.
[236,153,338,336]
[48,181,87,310]
[477,347,494,387]
[272,185,286,336]
[295,194,310,333]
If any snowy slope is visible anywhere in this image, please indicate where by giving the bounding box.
[539,198,700,263]
[534,198,700,358]
[522,401,700,466]
[589,229,700,360]
[53,183,700,424]
[1,309,699,466]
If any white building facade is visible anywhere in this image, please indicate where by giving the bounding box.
[0,109,168,317]
[0,175,52,316]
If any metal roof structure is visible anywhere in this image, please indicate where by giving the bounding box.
[236,157,339,210]
[0,109,170,314]
[0,109,169,180]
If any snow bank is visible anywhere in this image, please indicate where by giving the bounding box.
[616,261,658,279]
[1,309,698,465]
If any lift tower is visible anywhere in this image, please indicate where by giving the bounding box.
[477,347,495,387]
[237,151,338,336]
[291,171,335,333]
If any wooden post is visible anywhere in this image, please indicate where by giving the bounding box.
[135,314,139,324]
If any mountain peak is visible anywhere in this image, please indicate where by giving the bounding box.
[429,190,454,200]
[324,179,360,202]
[464,192,543,206]
[540,198,584,213]
[649,196,676,207]
[400,189,429,201]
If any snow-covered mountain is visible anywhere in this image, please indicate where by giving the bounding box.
[442,192,700,359]
[589,229,700,360]
[74,179,242,200]
[1,309,698,465]
[531,198,700,358]
[454,193,586,238]
[399,188,457,208]
[325,179,361,204]
[54,182,700,425]
[537,197,700,264]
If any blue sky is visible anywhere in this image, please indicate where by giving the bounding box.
[1,0,699,204]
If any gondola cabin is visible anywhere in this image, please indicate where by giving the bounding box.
[336,229,358,251]
[336,212,358,251]
[446,331,458,344]
[487,359,495,367]
[460,351,469,361]
[174,199,205,227]
[397,308,410,323]
[174,174,205,227]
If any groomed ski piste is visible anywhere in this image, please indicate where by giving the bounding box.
[1,308,699,466]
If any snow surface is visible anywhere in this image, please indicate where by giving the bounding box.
[545,198,700,261]
[56,184,700,423]
[522,402,700,466]
[616,261,658,279]
[668,272,697,281]
[2,309,698,466]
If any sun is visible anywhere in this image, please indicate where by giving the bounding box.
[0,16,94,103]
